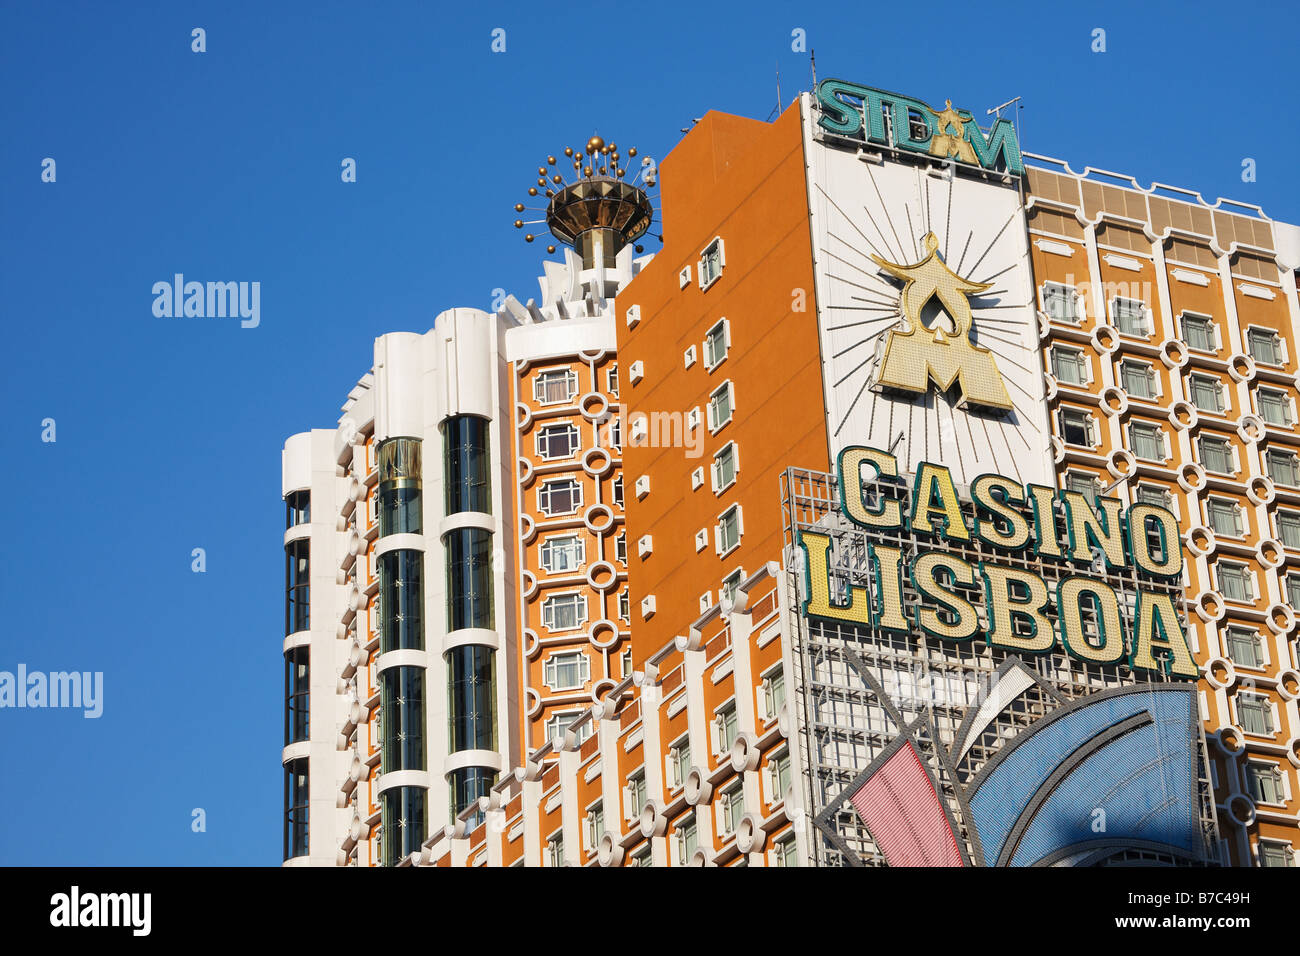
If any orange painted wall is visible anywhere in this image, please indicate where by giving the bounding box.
[616,103,829,662]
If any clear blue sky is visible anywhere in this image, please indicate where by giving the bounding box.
[1,0,1295,866]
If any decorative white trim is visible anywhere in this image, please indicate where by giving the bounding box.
[1103,252,1142,272]
[1034,238,1074,257]
[1172,268,1210,287]
[1241,283,1276,301]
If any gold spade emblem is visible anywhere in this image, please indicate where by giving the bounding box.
[871,232,1013,411]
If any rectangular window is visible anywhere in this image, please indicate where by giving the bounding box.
[1059,408,1093,447]
[717,505,742,554]
[1129,422,1164,461]
[1218,563,1252,602]
[704,319,729,369]
[1260,842,1293,867]
[1182,313,1215,352]
[722,780,745,835]
[536,423,580,461]
[668,738,691,789]
[1268,449,1299,487]
[1052,348,1086,385]
[540,534,585,573]
[712,442,737,493]
[1238,694,1274,736]
[764,668,786,720]
[775,833,799,867]
[700,238,724,288]
[1279,513,1300,549]
[1198,436,1233,475]
[1259,389,1292,426]
[1207,498,1242,537]
[618,590,630,622]
[544,651,589,690]
[721,568,745,606]
[1227,628,1263,669]
[1247,328,1282,366]
[545,709,591,745]
[631,845,652,867]
[1042,282,1079,323]
[615,532,627,564]
[546,833,564,867]
[606,365,619,397]
[535,369,578,405]
[628,771,647,818]
[1121,361,1155,399]
[1246,762,1284,805]
[715,702,739,754]
[1135,484,1171,508]
[1288,575,1300,610]
[541,592,587,631]
[1064,472,1097,507]
[1189,375,1223,413]
[1112,297,1148,336]
[708,382,734,431]
[675,816,698,864]
[768,747,792,801]
[538,478,583,516]
[586,803,605,852]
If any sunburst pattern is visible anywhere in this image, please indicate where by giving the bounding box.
[805,136,1054,488]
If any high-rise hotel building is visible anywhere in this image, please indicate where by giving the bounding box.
[281,82,1300,867]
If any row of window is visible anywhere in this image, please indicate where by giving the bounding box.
[537,531,628,574]
[1058,408,1300,481]
[1052,351,1296,426]
[1042,283,1288,365]
[532,366,620,406]
[535,475,623,516]
[538,588,632,632]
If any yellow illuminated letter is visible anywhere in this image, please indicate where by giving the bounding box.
[838,446,902,530]
[1130,590,1198,678]
[910,462,969,541]
[1057,577,1124,665]
[982,564,1054,653]
[798,531,871,625]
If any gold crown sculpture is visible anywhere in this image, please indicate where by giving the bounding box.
[513,136,656,268]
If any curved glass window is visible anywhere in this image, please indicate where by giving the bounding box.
[449,766,497,828]
[285,490,310,529]
[284,646,309,746]
[443,416,491,515]
[283,757,309,861]
[446,528,494,631]
[447,644,496,753]
[285,538,310,636]
[380,666,426,774]
[380,786,427,867]
[378,438,422,536]
[379,550,424,653]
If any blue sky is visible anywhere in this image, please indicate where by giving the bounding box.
[1,0,1295,866]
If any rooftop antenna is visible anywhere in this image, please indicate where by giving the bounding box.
[987,95,1023,147]
[776,62,782,113]
[810,48,817,90]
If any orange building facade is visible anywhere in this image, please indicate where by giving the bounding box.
[285,80,1300,868]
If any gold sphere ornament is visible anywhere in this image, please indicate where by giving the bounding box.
[514,219,523,228]
[564,147,574,157]
[551,174,561,184]
[538,167,546,176]
[616,168,625,177]
[635,244,644,253]
[537,178,545,187]
[528,187,538,196]
[586,135,604,155]
[628,147,637,157]
[547,156,556,165]
[546,245,556,253]
[525,234,534,242]
[584,165,593,176]
[514,203,524,212]
[545,189,554,197]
